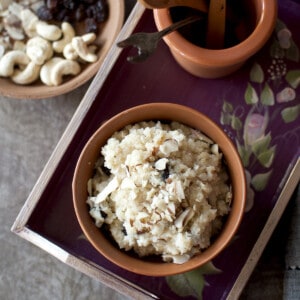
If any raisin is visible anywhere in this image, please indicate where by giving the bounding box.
[38,0,109,33]
[85,18,98,33]
[122,226,127,236]
[46,0,58,10]
[101,210,107,218]
[86,5,96,18]
[56,8,69,22]
[75,4,86,22]
[37,5,53,21]
[96,0,107,11]
[62,0,76,10]
[101,165,111,176]
[95,11,106,22]
[161,164,170,181]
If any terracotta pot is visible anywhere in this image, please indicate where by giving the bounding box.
[72,103,246,276]
[153,0,277,78]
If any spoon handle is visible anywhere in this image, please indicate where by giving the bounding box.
[157,15,201,39]
[206,0,226,49]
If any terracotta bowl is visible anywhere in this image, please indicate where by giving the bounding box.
[153,0,277,78]
[0,0,124,99]
[72,103,246,276]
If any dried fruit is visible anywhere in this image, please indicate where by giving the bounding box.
[37,0,109,34]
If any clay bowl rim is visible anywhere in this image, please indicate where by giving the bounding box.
[153,0,277,67]
[72,102,246,277]
[0,0,124,99]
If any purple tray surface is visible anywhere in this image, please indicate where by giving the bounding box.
[27,1,300,299]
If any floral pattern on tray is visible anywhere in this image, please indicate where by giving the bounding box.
[165,17,300,299]
[221,19,300,212]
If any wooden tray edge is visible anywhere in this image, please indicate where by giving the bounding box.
[13,226,156,299]
[227,158,300,299]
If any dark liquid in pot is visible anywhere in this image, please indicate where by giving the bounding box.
[170,0,256,49]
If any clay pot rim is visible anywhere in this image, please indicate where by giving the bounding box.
[153,1,277,67]
[72,102,246,276]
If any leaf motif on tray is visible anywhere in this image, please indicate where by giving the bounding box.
[281,104,300,123]
[166,262,221,299]
[256,146,276,168]
[251,170,273,192]
[250,62,264,83]
[261,83,275,106]
[285,70,300,89]
[245,83,259,105]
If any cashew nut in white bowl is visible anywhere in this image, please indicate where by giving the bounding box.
[40,57,81,86]
[53,22,75,53]
[11,61,41,85]
[26,37,53,65]
[36,21,62,41]
[0,50,30,77]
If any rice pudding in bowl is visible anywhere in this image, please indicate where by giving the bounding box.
[72,103,246,276]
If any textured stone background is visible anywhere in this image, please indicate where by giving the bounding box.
[0,1,298,299]
[0,82,128,300]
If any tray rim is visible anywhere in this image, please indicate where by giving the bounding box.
[11,3,300,299]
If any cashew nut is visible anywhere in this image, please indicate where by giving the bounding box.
[53,22,75,53]
[0,50,30,77]
[40,57,81,86]
[36,21,62,41]
[20,8,62,41]
[63,43,78,60]
[4,12,25,40]
[51,59,81,86]
[11,61,41,85]
[71,37,97,63]
[1,5,98,86]
[13,41,26,52]
[0,45,5,59]
[80,33,97,44]
[64,33,98,62]
[40,57,63,86]
[20,9,39,38]
[26,36,53,65]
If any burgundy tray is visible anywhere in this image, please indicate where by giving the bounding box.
[12,2,300,299]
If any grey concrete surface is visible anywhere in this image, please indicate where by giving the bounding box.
[0,82,129,300]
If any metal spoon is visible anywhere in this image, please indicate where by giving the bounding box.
[138,0,208,12]
[117,15,201,63]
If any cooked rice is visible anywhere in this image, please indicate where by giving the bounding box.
[87,121,232,264]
